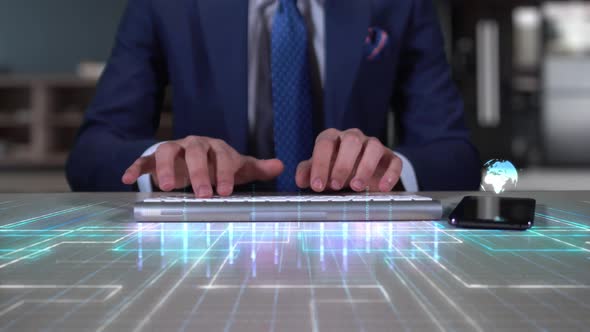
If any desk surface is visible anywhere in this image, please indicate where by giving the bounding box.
[1,192,589,331]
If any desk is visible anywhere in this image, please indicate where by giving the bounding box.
[1,192,589,331]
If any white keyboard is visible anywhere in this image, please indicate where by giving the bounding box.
[143,194,433,203]
[136,193,442,222]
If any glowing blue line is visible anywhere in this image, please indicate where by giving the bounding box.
[131,229,228,332]
[547,207,590,219]
[229,223,234,265]
[137,223,143,271]
[529,230,590,253]
[342,223,348,272]
[365,222,371,253]
[536,213,590,230]
[251,223,256,260]
[96,258,180,332]
[206,223,211,247]
[1,202,106,229]
[388,223,393,252]
[160,223,164,257]
[183,223,188,264]
[434,227,440,261]
[320,223,325,268]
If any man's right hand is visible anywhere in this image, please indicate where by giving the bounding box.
[122,136,284,197]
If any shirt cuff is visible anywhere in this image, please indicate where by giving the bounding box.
[137,142,167,193]
[394,151,419,192]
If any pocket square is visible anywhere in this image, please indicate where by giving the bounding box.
[364,27,390,61]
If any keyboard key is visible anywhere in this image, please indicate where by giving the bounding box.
[145,194,433,204]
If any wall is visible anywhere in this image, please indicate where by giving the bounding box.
[0,0,126,73]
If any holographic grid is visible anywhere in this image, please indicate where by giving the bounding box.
[0,193,589,331]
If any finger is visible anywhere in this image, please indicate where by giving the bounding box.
[351,138,385,192]
[122,156,155,184]
[329,130,364,190]
[310,130,339,192]
[155,143,182,191]
[185,142,213,198]
[210,141,236,196]
[296,160,312,189]
[379,154,403,192]
[236,158,284,184]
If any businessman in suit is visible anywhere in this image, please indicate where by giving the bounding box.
[66,0,481,196]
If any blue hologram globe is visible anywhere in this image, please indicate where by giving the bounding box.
[480,159,519,194]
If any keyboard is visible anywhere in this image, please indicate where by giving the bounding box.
[134,193,443,222]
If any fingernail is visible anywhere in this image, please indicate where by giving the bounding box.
[217,183,232,195]
[161,176,173,188]
[312,178,324,191]
[331,180,342,190]
[352,179,364,191]
[198,186,212,198]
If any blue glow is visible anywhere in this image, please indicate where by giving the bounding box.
[481,159,519,193]
[137,223,143,271]
[2,197,589,331]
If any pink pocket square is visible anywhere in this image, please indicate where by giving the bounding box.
[364,27,390,61]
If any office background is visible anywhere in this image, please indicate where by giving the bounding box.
[0,0,588,192]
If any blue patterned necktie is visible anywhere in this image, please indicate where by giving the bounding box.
[271,0,314,192]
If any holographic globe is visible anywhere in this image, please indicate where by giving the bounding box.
[480,159,518,194]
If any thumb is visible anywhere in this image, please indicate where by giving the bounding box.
[254,159,285,180]
[237,158,284,184]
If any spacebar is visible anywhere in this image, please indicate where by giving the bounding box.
[250,212,327,221]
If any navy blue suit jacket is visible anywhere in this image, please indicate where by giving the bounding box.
[66,0,481,191]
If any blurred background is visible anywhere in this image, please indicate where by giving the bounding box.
[0,0,588,192]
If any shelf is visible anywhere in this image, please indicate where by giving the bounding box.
[42,153,69,167]
[0,113,30,128]
[50,112,174,128]
[0,74,173,168]
[0,74,98,89]
[0,153,68,168]
[52,112,84,127]
[0,147,32,167]
[0,157,33,168]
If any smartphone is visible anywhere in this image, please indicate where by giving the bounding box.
[448,196,536,230]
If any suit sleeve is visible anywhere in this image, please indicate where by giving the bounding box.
[66,0,168,191]
[393,0,481,191]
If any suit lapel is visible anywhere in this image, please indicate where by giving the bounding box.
[195,0,249,153]
[324,0,371,129]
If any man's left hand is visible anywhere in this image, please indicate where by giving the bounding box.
[295,128,403,192]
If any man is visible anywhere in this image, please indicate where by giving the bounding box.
[66,0,481,196]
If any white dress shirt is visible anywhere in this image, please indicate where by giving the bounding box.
[138,0,419,192]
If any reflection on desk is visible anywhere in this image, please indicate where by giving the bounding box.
[0,192,589,331]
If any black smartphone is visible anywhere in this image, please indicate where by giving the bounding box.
[448,196,536,231]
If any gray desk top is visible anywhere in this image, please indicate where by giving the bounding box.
[0,192,589,331]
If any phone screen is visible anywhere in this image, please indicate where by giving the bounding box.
[449,196,536,230]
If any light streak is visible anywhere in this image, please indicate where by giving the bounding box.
[381,231,485,332]
[0,202,106,229]
[407,229,590,289]
[536,213,590,230]
[96,258,180,332]
[1,198,589,331]
[529,230,590,253]
[0,225,159,269]
[131,229,228,332]
[0,285,122,317]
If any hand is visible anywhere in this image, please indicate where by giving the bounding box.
[295,128,402,193]
[122,136,284,197]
